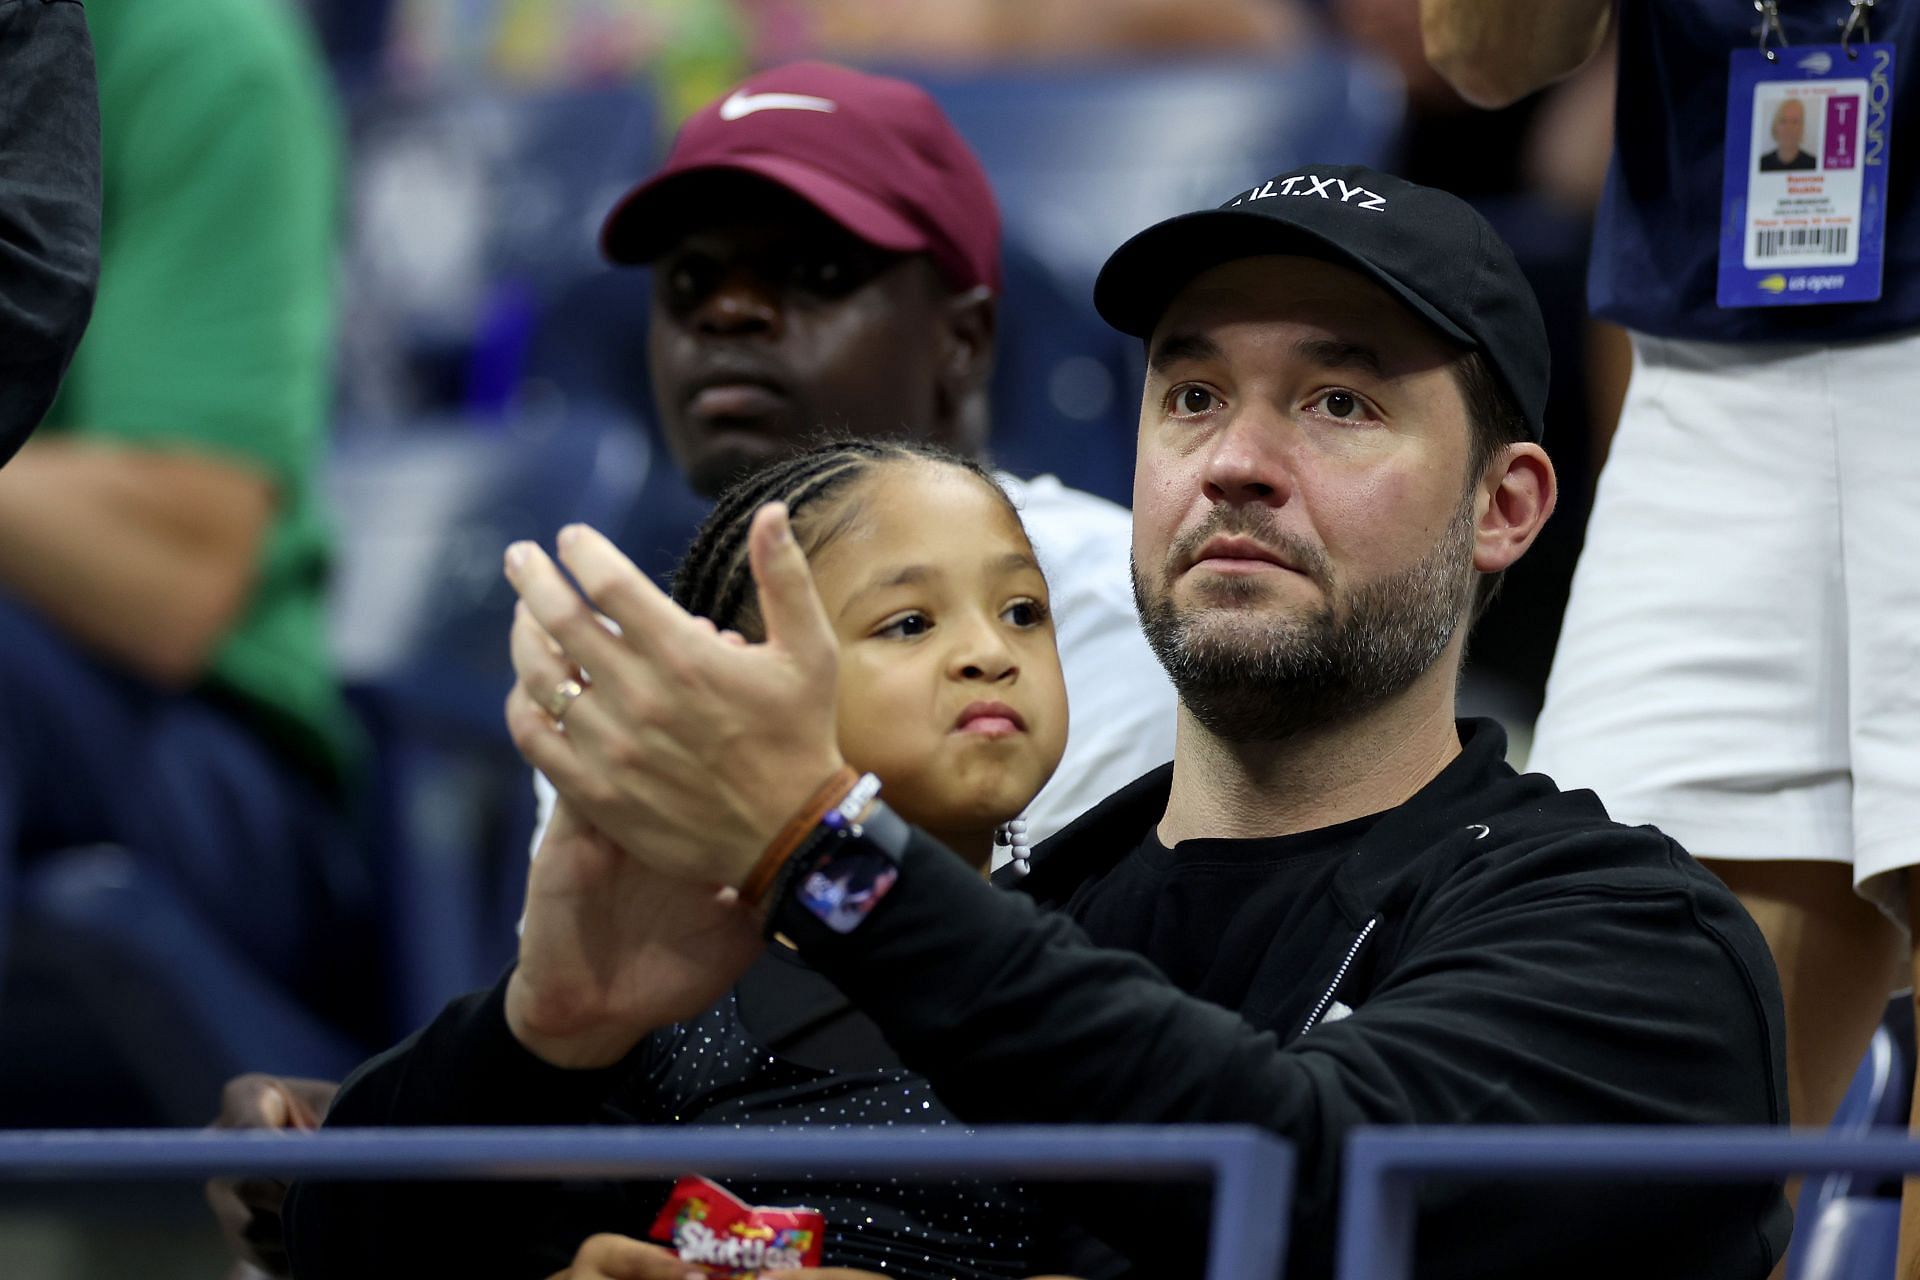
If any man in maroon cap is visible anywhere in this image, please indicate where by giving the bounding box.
[599,61,1006,499]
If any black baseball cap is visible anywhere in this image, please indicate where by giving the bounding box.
[1094,163,1549,441]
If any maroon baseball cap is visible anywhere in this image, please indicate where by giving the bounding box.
[599,62,1000,291]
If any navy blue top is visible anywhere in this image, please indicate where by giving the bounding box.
[1593,0,1920,341]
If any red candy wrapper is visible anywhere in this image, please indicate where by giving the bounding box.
[649,1174,826,1277]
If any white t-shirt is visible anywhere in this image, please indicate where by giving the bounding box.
[995,472,1176,842]
[528,472,1176,860]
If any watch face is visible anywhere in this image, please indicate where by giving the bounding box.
[796,841,900,934]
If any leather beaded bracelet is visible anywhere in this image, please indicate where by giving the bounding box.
[740,765,861,908]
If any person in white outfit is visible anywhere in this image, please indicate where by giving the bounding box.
[1423,2,1920,1246]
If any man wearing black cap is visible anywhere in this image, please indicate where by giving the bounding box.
[496,161,1791,1279]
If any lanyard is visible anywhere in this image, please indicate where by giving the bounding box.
[1755,0,1879,58]
[1841,0,1878,45]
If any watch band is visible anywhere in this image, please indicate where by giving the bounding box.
[773,797,912,935]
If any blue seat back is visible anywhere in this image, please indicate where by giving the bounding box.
[328,413,651,727]
[1787,1022,1913,1279]
[328,413,653,1026]
[990,240,1138,504]
[1791,1196,1901,1280]
[11,846,371,1125]
[897,51,1405,292]
[337,85,659,418]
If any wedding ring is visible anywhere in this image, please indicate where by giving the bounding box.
[546,677,585,723]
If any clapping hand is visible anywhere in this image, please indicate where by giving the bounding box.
[503,505,846,897]
[505,797,763,1069]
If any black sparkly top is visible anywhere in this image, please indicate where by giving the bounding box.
[602,948,1044,1274]
[285,945,1050,1280]
[604,946,1040,1278]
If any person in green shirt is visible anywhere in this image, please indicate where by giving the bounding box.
[0,0,364,1031]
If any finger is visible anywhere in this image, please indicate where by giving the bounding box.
[512,643,635,766]
[571,1234,693,1279]
[505,539,632,677]
[230,1174,292,1215]
[278,1078,337,1128]
[214,1074,288,1130]
[230,1261,287,1280]
[206,1172,289,1273]
[553,525,699,664]
[511,602,586,711]
[746,503,835,671]
[515,598,572,664]
[206,1176,258,1247]
[505,683,596,798]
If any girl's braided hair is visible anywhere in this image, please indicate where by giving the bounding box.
[670,437,1017,641]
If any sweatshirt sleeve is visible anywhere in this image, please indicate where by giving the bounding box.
[284,973,654,1279]
[771,828,1785,1278]
[0,0,99,461]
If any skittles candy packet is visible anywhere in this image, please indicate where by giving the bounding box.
[649,1174,826,1277]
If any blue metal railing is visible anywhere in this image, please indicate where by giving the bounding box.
[0,1125,1295,1280]
[1335,1126,1920,1280]
[26,1120,1898,1278]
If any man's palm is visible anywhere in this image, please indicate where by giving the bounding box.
[510,802,762,1067]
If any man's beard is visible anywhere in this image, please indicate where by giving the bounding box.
[1132,496,1476,743]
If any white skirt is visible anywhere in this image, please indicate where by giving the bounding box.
[1529,326,1920,925]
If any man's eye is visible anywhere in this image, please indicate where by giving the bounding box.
[1313,390,1368,420]
[797,256,846,293]
[876,612,931,639]
[1169,385,1220,417]
[794,248,888,298]
[662,257,719,309]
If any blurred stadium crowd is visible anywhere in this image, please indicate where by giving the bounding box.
[3,0,1622,1129]
[0,0,1913,1277]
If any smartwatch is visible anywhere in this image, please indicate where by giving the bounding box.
[772,789,913,935]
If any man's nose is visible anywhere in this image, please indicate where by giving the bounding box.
[1200,408,1295,507]
[692,266,782,338]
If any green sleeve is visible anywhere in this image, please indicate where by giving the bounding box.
[59,6,338,484]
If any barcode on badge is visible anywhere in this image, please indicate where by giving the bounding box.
[1754,226,1850,257]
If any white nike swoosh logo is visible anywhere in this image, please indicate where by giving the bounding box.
[719,90,838,121]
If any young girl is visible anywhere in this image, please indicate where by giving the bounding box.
[285,440,1080,1280]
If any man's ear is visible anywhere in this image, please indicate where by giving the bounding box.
[936,285,997,414]
[1473,442,1557,575]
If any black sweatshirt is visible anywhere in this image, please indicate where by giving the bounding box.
[769,718,1791,1279]
[290,720,1789,1278]
[0,0,99,462]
